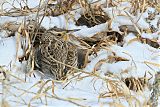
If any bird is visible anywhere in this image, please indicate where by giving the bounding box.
[33,29,78,80]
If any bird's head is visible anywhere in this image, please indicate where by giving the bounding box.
[50,30,68,41]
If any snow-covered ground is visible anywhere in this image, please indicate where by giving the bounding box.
[0,0,160,107]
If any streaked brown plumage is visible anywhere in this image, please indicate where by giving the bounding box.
[34,30,78,80]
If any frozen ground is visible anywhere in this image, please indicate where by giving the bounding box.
[0,0,160,107]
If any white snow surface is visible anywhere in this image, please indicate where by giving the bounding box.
[0,0,160,107]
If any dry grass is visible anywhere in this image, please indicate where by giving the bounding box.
[0,0,159,106]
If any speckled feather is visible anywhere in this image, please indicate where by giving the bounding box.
[34,30,78,80]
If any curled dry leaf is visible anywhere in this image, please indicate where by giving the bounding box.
[107,55,129,63]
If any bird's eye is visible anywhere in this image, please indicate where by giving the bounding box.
[57,33,61,36]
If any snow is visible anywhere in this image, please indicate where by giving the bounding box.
[73,23,108,37]
[0,0,160,107]
[0,36,16,65]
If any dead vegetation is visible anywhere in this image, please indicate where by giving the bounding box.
[0,0,160,107]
